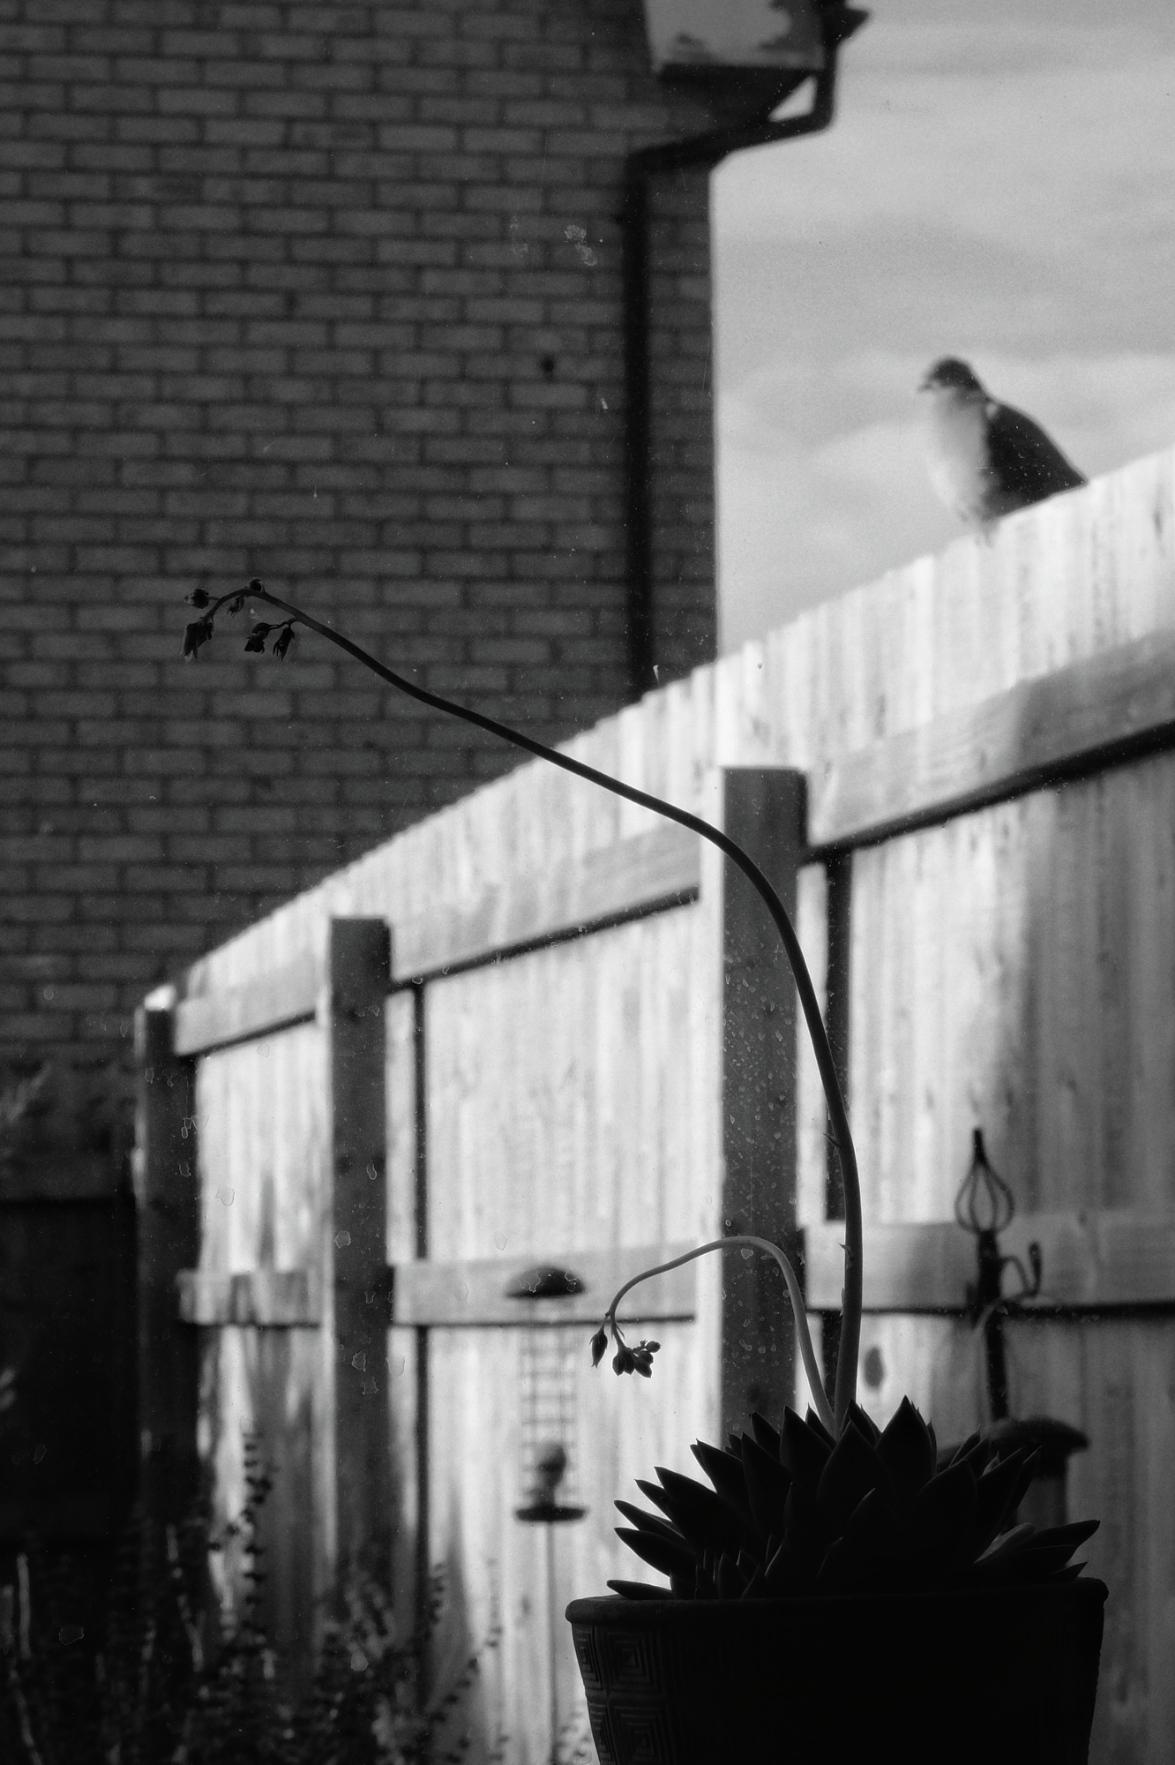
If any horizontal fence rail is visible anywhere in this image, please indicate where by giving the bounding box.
[176,1210,1175,1334]
[171,823,700,1058]
[803,1212,1175,1314]
[809,624,1175,853]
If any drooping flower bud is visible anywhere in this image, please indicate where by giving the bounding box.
[182,617,214,660]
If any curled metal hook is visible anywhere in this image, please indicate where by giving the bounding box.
[955,1127,1015,1237]
[955,1129,1044,1422]
[999,1239,1043,1308]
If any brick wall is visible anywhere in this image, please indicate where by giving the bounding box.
[1,0,730,1108]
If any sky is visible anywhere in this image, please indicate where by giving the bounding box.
[711,0,1175,648]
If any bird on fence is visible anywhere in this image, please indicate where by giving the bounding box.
[917,357,1086,533]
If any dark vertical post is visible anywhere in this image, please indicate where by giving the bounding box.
[133,999,200,1524]
[715,768,808,1436]
[323,918,392,1581]
[411,977,433,1660]
[821,853,853,1392]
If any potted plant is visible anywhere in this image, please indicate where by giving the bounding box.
[185,583,1107,1765]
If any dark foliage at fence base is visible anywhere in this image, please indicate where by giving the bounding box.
[1,1443,506,1765]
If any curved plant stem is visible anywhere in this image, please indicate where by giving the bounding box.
[209,581,862,1426]
[603,1236,836,1436]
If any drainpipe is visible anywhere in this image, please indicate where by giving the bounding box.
[621,5,868,698]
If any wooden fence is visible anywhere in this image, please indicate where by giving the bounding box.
[136,444,1175,1762]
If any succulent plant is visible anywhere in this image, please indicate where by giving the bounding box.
[608,1398,1098,1601]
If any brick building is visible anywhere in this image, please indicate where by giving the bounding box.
[1,0,853,1131]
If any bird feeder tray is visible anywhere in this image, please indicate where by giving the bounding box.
[641,0,826,75]
[505,1264,586,1302]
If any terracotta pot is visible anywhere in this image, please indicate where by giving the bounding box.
[567,1577,1107,1764]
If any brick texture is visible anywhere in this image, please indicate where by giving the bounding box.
[1,0,723,1108]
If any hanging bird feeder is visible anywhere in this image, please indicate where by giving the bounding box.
[506,1265,588,1525]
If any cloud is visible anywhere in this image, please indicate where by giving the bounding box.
[718,48,1175,254]
[718,348,1175,649]
[713,1,1175,648]
[717,379,949,646]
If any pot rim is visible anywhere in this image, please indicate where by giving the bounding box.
[566,1576,1109,1624]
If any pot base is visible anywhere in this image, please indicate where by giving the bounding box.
[567,1579,1107,1764]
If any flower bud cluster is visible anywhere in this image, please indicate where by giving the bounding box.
[590,1320,661,1379]
[181,583,297,662]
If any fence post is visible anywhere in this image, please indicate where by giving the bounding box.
[133,996,200,1524]
[710,768,808,1437]
[321,918,393,1584]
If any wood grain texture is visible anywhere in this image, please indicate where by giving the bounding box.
[810,624,1175,852]
[390,822,699,982]
[177,1267,320,1326]
[421,903,711,1266]
[174,950,319,1056]
[804,1212,1175,1313]
[133,1001,199,1523]
[190,1010,332,1671]
[322,918,393,1578]
[711,769,806,1436]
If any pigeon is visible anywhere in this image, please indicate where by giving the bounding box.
[918,357,1086,532]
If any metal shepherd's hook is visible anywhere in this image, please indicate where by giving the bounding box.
[955,1127,1042,1421]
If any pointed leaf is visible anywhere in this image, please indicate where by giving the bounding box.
[972,1450,1035,1554]
[781,1481,826,1579]
[815,1488,896,1593]
[804,1406,836,1449]
[816,1417,884,1535]
[843,1402,882,1448]
[740,1432,793,1542]
[749,1411,782,1456]
[970,1522,1041,1582]
[614,1527,697,1579]
[760,1538,802,1595]
[940,1430,984,1471]
[999,1517,1100,1582]
[642,1467,744,1553]
[714,1551,746,1599]
[909,1459,978,1567]
[606,1579,667,1600]
[615,1498,685,1546]
[877,1397,938,1496]
[780,1406,833,1493]
[691,1438,752,1523]
[842,1485,900,1560]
